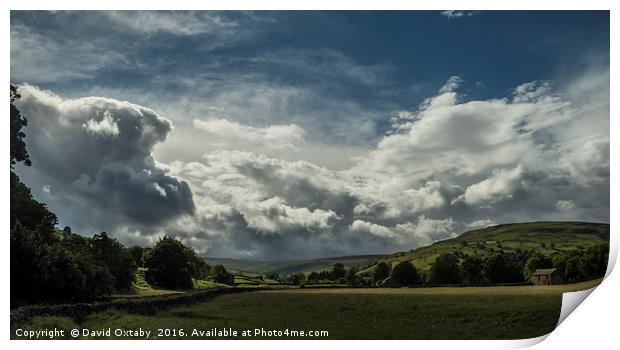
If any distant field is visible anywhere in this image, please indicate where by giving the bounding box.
[14,279,601,340]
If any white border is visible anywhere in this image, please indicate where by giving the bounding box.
[2,1,617,350]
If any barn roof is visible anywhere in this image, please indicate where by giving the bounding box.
[532,268,558,276]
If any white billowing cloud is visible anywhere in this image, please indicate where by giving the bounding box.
[351,216,456,246]
[240,197,339,234]
[394,216,456,246]
[350,220,396,239]
[466,219,496,229]
[14,85,194,232]
[455,165,523,206]
[194,118,305,149]
[83,111,120,136]
[556,200,577,212]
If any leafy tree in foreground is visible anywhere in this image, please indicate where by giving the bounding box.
[391,261,420,286]
[372,262,391,284]
[430,253,461,284]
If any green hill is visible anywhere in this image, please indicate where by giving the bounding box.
[204,255,384,276]
[359,221,609,275]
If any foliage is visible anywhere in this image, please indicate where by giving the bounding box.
[523,253,553,280]
[332,263,346,280]
[460,256,485,285]
[211,264,234,285]
[286,272,306,285]
[345,266,360,286]
[91,232,137,290]
[430,253,461,284]
[144,236,206,289]
[390,261,420,286]
[10,84,31,168]
[372,262,391,284]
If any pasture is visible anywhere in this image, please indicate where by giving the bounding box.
[13,279,601,340]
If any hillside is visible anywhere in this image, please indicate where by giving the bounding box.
[359,221,609,275]
[204,255,384,276]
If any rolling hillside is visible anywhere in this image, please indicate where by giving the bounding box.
[359,221,609,275]
[204,255,384,276]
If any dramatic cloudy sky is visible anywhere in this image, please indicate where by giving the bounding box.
[10,11,609,260]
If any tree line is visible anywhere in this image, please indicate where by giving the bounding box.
[369,245,608,287]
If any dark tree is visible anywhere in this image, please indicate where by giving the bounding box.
[372,262,391,284]
[391,261,420,286]
[212,264,234,285]
[91,232,137,290]
[307,271,319,282]
[460,256,485,285]
[287,272,306,285]
[332,263,346,280]
[128,245,146,267]
[10,85,31,168]
[345,266,359,286]
[144,236,198,289]
[430,253,461,284]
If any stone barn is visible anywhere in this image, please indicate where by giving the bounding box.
[531,268,564,285]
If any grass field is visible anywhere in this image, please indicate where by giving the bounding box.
[14,279,601,340]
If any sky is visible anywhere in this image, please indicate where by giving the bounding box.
[10,11,610,260]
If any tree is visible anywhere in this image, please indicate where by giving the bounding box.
[10,85,31,168]
[144,236,198,289]
[482,253,524,284]
[391,261,420,286]
[581,243,608,278]
[91,232,137,290]
[345,266,359,286]
[287,272,306,285]
[430,253,461,284]
[307,271,319,282]
[372,262,391,284]
[460,256,485,285]
[212,264,234,285]
[332,263,346,280]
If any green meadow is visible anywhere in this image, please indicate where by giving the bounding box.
[14,279,601,340]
